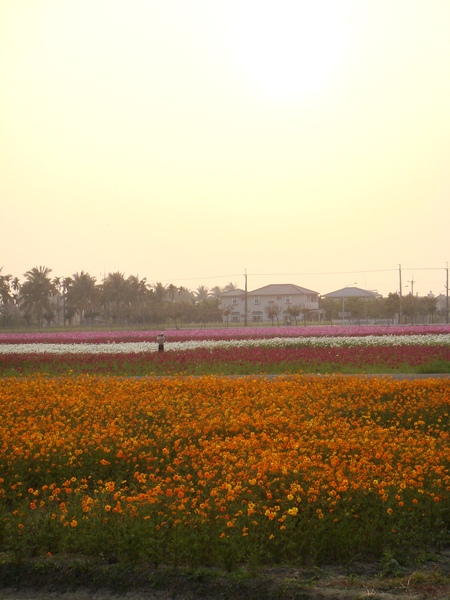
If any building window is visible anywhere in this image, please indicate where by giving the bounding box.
[254,297,260,305]
[232,297,238,305]
[285,296,291,304]
[252,311,263,322]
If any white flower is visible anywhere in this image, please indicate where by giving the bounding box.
[1,334,450,354]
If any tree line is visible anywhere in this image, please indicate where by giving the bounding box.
[320,293,444,325]
[0,266,447,328]
[0,266,239,328]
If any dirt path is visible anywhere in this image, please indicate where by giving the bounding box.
[1,556,450,600]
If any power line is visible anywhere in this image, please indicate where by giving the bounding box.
[151,266,447,284]
[251,269,397,276]
[150,274,243,283]
[251,267,446,277]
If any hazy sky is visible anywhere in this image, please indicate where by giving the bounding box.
[1,0,449,297]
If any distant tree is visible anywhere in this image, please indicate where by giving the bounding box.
[167,283,177,303]
[383,292,400,324]
[196,298,221,325]
[50,276,63,325]
[179,300,196,324]
[221,304,233,326]
[0,268,12,305]
[319,297,339,324]
[265,303,282,326]
[418,295,438,324]
[346,298,364,324]
[286,304,302,325]
[210,286,223,298]
[126,275,148,324]
[68,271,99,325]
[401,294,417,324]
[102,272,129,324]
[62,277,73,325]
[52,276,61,290]
[177,286,194,302]
[195,285,210,302]
[43,309,56,327]
[20,266,54,326]
[152,282,167,303]
[11,277,21,304]
[149,282,168,323]
[223,282,238,292]
[364,297,384,321]
[0,268,14,326]
[166,301,185,329]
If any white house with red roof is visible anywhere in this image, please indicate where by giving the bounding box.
[219,283,322,324]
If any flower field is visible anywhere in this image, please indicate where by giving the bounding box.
[1,326,449,571]
[0,375,449,567]
[1,324,450,344]
[1,325,450,375]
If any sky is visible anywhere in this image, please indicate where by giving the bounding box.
[1,0,449,298]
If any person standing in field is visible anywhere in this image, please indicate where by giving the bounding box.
[157,332,165,352]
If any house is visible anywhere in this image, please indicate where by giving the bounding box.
[219,283,322,324]
[321,286,381,322]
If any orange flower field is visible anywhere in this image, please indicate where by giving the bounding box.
[0,374,449,566]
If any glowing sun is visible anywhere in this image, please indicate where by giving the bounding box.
[231,1,345,101]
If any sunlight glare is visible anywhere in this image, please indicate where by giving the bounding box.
[232,0,345,101]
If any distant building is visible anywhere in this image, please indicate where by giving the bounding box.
[436,293,449,322]
[219,283,322,324]
[322,286,381,301]
[321,286,381,322]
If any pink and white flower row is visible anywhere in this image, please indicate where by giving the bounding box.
[2,334,450,355]
[1,324,450,345]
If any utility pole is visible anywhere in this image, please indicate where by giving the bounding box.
[446,262,449,324]
[399,264,403,325]
[408,276,416,325]
[244,269,248,327]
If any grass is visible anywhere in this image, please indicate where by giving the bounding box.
[0,551,449,598]
[1,358,450,377]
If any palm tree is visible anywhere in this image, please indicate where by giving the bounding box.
[20,266,54,326]
[68,271,99,325]
[223,282,238,292]
[11,277,21,306]
[126,275,148,324]
[152,282,167,303]
[195,285,210,303]
[62,277,74,325]
[0,268,13,327]
[102,272,129,324]
[167,283,177,303]
[150,282,168,324]
[211,286,223,298]
[51,277,63,325]
[177,286,193,302]
[0,268,12,305]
